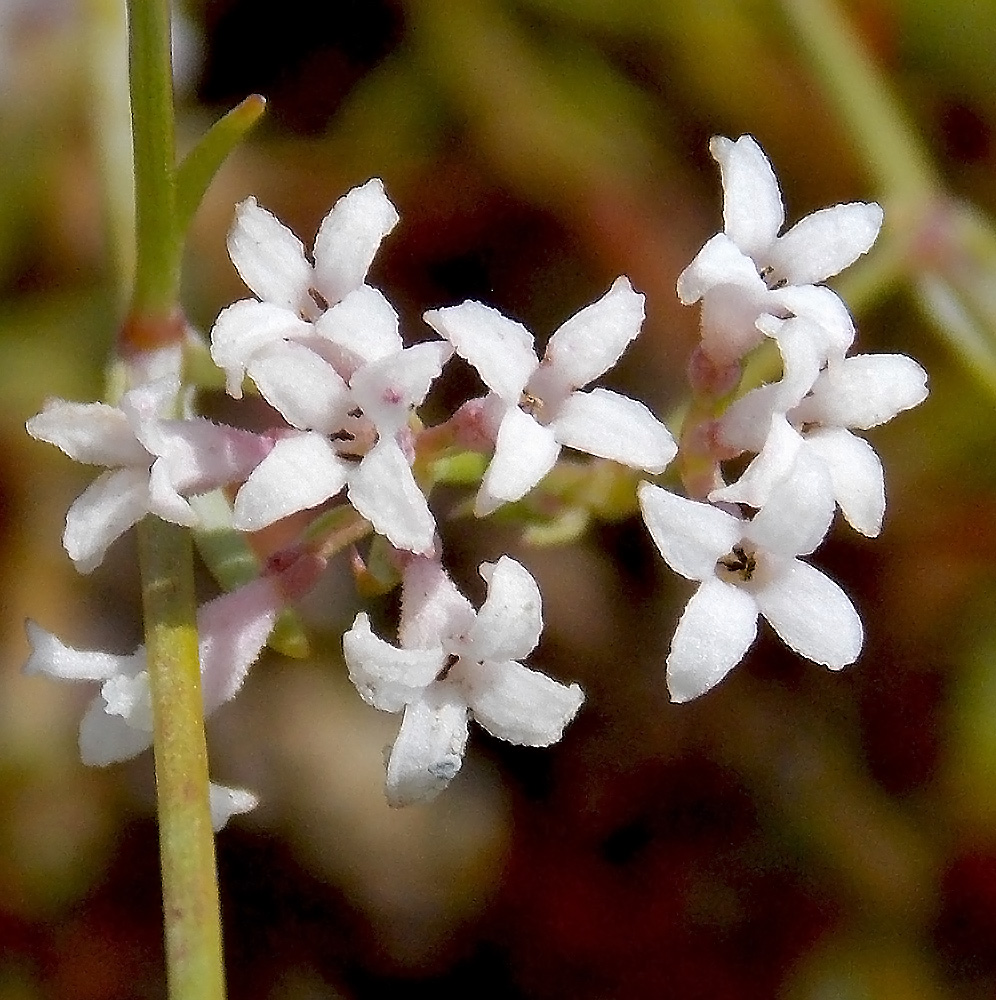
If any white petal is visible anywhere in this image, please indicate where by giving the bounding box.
[710,414,803,508]
[463,658,583,746]
[754,558,862,668]
[64,467,151,573]
[79,695,153,766]
[666,578,758,702]
[423,301,537,402]
[637,483,741,581]
[384,690,469,807]
[349,341,452,436]
[227,196,313,312]
[676,232,764,305]
[792,354,929,430]
[246,340,353,433]
[232,434,348,530]
[313,283,402,374]
[719,383,782,454]
[699,280,770,363]
[312,178,400,304]
[210,299,313,398]
[146,458,198,526]
[476,407,560,516]
[746,447,836,557]
[399,558,477,651]
[26,399,148,467]
[551,388,677,472]
[756,314,829,406]
[768,284,855,357]
[23,621,143,681]
[540,277,645,390]
[209,784,258,832]
[348,439,436,553]
[343,612,445,712]
[804,428,885,537]
[101,672,153,731]
[465,556,542,662]
[198,577,282,710]
[767,202,883,285]
[710,134,784,257]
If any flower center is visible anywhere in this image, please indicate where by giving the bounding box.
[758,265,788,291]
[717,543,758,582]
[519,390,544,417]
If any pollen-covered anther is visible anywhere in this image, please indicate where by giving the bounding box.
[717,543,757,582]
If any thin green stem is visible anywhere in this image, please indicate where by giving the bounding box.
[127,0,181,317]
[139,520,225,1000]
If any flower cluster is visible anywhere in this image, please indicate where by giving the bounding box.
[25,136,926,811]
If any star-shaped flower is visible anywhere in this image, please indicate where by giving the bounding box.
[343,556,584,806]
[638,469,862,702]
[24,575,282,769]
[714,316,929,536]
[677,135,882,364]
[210,178,401,397]
[424,277,677,515]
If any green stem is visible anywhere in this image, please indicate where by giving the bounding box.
[127,0,181,318]
[125,3,225,998]
[139,521,224,1000]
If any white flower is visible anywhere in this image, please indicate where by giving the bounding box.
[23,575,283,766]
[677,135,882,364]
[716,319,929,537]
[342,556,584,806]
[231,337,452,553]
[26,379,194,573]
[638,473,862,703]
[210,179,401,397]
[424,277,677,515]
[209,784,258,832]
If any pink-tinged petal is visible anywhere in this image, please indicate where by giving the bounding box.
[227,196,312,312]
[399,558,476,651]
[209,784,258,832]
[79,695,153,766]
[312,178,400,304]
[476,407,560,516]
[666,578,758,703]
[64,467,151,573]
[746,448,836,557]
[466,557,542,663]
[638,483,741,581]
[210,299,313,398]
[423,301,537,402]
[768,284,855,357]
[385,689,469,807]
[676,232,764,306]
[27,399,148,467]
[711,414,803,508]
[551,388,677,473]
[198,576,283,709]
[792,354,929,430]
[23,621,143,681]
[343,612,445,712]
[719,383,782,453]
[348,439,436,553]
[804,428,886,537]
[146,418,269,494]
[313,284,402,375]
[767,201,883,285]
[540,277,645,391]
[462,658,583,746]
[754,557,862,668]
[349,341,453,436]
[147,458,198,526]
[233,433,348,530]
[710,134,784,257]
[246,340,353,433]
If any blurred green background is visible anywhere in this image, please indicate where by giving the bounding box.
[3,0,996,997]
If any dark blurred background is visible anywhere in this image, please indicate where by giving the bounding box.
[3,0,996,997]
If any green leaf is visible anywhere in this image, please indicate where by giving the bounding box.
[174,94,266,237]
